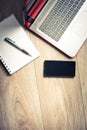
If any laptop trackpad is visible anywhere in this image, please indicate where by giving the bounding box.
[72,11,87,37]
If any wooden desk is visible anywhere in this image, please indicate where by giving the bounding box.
[0,30,87,130]
[0,1,87,129]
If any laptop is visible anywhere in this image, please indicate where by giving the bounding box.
[23,0,87,57]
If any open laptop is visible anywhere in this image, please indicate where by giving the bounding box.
[23,0,87,57]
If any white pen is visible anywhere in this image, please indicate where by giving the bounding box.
[4,38,31,56]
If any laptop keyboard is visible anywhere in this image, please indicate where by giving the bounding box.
[39,0,85,41]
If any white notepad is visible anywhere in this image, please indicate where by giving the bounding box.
[0,15,40,74]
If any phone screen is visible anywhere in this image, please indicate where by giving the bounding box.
[44,60,76,77]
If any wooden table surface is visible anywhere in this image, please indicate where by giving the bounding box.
[0,0,87,130]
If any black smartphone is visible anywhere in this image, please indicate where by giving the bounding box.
[44,60,76,77]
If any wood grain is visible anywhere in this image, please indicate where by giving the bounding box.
[0,1,87,130]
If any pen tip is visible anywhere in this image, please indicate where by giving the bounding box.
[22,49,32,56]
[28,53,32,56]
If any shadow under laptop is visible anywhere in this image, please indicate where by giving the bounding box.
[0,0,25,26]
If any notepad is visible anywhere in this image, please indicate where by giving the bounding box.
[0,15,40,74]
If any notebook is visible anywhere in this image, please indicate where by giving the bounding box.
[23,0,87,57]
[0,15,39,74]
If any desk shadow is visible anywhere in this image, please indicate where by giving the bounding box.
[0,0,25,26]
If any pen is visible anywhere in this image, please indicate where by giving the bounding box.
[4,38,32,56]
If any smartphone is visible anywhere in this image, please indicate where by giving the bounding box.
[44,60,76,77]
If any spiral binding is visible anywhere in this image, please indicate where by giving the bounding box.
[0,56,12,74]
